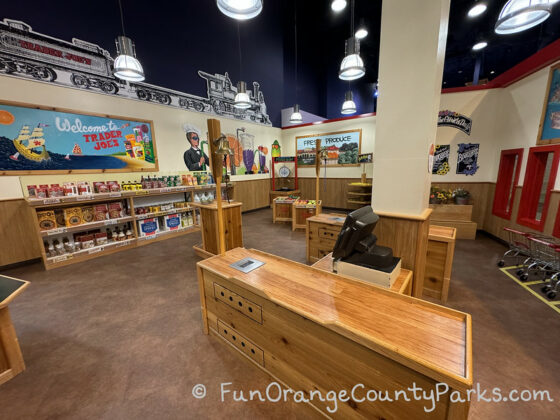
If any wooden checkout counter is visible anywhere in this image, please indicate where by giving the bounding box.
[197,247,472,419]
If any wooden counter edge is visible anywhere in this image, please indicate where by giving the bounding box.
[196,247,473,391]
[0,276,30,309]
[375,208,433,221]
[190,201,242,210]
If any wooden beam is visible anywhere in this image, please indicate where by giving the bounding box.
[207,119,226,255]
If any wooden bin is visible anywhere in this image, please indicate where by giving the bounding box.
[272,197,298,223]
[423,225,456,303]
[429,204,476,239]
[292,201,322,231]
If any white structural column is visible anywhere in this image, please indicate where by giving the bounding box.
[372,0,450,215]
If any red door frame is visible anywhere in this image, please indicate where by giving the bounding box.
[517,145,560,231]
[492,148,524,220]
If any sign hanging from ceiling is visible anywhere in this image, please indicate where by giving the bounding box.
[437,110,472,135]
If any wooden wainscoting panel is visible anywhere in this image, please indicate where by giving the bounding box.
[431,182,491,228]
[233,179,271,212]
[297,177,372,209]
[0,198,42,267]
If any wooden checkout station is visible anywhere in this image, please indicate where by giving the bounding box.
[197,119,470,418]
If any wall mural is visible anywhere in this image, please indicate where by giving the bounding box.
[537,63,560,144]
[182,124,269,175]
[296,129,361,167]
[0,19,272,126]
[438,110,472,135]
[0,102,157,173]
[432,144,450,175]
[456,143,479,175]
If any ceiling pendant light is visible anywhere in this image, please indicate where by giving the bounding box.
[341,91,357,115]
[339,37,365,80]
[355,18,368,39]
[468,2,487,17]
[472,41,488,50]
[290,104,303,123]
[495,0,552,35]
[234,81,251,109]
[331,0,347,12]
[113,0,145,82]
[339,0,365,81]
[217,0,263,20]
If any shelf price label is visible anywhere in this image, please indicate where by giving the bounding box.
[52,254,71,263]
[88,247,103,254]
[105,219,118,225]
[109,192,122,198]
[43,198,61,204]
[116,241,130,248]
[77,195,94,201]
[177,187,187,192]
[136,190,149,195]
[46,227,67,235]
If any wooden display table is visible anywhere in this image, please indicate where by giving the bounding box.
[272,197,299,223]
[197,248,472,419]
[0,275,29,386]
[312,252,413,296]
[429,204,476,239]
[292,201,322,231]
[306,212,346,263]
[191,201,243,258]
[270,190,300,208]
[424,225,456,303]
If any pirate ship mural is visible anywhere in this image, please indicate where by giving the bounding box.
[0,104,156,172]
[0,18,272,126]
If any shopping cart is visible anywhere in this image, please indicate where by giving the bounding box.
[497,227,532,269]
[519,236,560,281]
[541,245,560,300]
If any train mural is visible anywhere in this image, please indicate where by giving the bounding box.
[0,18,272,126]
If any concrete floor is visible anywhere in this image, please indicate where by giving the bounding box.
[0,208,559,419]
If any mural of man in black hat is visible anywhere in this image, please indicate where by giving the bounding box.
[183,124,209,171]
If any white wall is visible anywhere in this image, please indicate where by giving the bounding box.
[0,75,281,199]
[280,115,375,178]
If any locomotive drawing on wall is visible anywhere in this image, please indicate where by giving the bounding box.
[0,19,272,126]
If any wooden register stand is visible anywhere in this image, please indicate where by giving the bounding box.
[0,275,29,386]
[192,201,243,258]
[197,248,472,419]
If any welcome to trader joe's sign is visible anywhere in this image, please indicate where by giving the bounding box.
[296,129,361,167]
[0,101,158,174]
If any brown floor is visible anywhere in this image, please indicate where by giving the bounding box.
[1,208,559,419]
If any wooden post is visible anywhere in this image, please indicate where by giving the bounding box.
[315,139,321,203]
[207,119,226,255]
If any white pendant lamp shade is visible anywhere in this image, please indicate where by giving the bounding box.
[114,36,145,82]
[339,37,365,81]
[217,0,263,20]
[495,0,552,34]
[341,91,356,115]
[289,104,303,123]
[234,81,252,109]
[331,0,347,12]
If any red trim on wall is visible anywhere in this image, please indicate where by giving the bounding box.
[492,148,524,220]
[517,145,560,231]
[282,112,376,130]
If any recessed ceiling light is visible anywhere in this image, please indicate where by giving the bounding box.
[443,81,447,84]
[458,70,463,74]
[331,0,347,12]
[472,41,488,50]
[468,3,487,18]
[490,70,495,74]
[355,27,368,39]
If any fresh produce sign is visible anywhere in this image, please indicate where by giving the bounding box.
[0,101,157,174]
[296,129,361,167]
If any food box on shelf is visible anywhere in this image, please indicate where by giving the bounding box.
[138,218,159,237]
[63,207,83,227]
[162,213,181,231]
[37,210,57,230]
[93,204,109,221]
[81,206,95,223]
[108,202,123,219]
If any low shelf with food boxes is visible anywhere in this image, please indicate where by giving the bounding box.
[26,176,232,270]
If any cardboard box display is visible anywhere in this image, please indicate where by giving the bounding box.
[63,207,83,227]
[163,214,181,231]
[138,218,159,237]
[37,210,57,231]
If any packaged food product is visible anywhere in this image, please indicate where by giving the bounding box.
[94,232,107,245]
[125,229,133,240]
[49,184,64,197]
[93,182,110,193]
[37,185,49,198]
[108,202,123,219]
[47,241,55,257]
[138,218,159,237]
[27,185,38,197]
[93,204,109,221]
[118,230,126,241]
[63,207,83,227]
[53,239,64,255]
[37,210,57,231]
[163,213,181,231]
[62,237,74,253]
[77,181,92,195]
[106,181,121,192]
[81,206,95,223]
[54,209,66,228]
[77,234,95,249]
[63,182,78,196]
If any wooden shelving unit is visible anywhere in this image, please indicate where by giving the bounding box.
[28,184,230,270]
[347,182,372,207]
